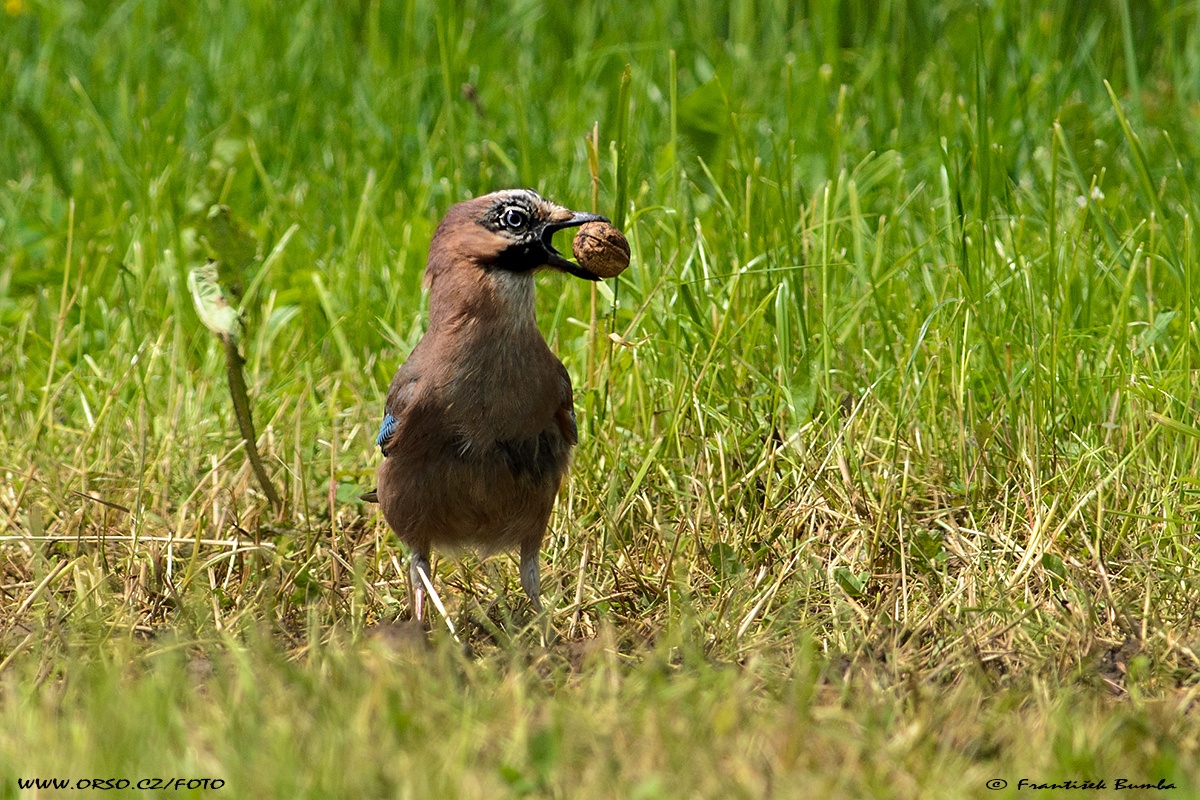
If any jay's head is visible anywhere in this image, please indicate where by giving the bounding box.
[426,190,609,284]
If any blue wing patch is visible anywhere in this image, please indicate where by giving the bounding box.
[376,413,398,454]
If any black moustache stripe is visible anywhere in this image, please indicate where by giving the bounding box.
[488,239,551,273]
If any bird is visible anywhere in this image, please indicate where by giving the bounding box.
[362,189,608,623]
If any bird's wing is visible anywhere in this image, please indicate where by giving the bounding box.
[375,414,398,452]
[377,366,419,457]
[554,360,577,446]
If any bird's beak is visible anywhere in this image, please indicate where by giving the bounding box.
[540,209,610,280]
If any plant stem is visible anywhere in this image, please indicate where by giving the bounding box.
[222,332,283,514]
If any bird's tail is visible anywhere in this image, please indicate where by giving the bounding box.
[359,489,379,503]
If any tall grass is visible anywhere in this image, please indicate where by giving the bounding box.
[2,0,1199,796]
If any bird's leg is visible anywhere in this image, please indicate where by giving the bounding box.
[519,538,543,612]
[408,550,432,623]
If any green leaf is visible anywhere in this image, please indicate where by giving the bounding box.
[336,482,366,504]
[187,262,239,337]
[202,205,259,298]
[1137,310,1176,354]
[708,542,743,579]
[1041,553,1066,587]
[834,567,867,598]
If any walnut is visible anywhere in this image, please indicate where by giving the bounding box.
[572,221,630,278]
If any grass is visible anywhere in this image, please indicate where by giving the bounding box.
[2,0,1200,796]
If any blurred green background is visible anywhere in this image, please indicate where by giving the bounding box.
[2,1,1200,797]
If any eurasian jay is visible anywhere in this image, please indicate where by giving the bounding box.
[364,190,607,622]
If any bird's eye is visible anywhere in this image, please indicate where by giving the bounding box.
[501,207,528,229]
